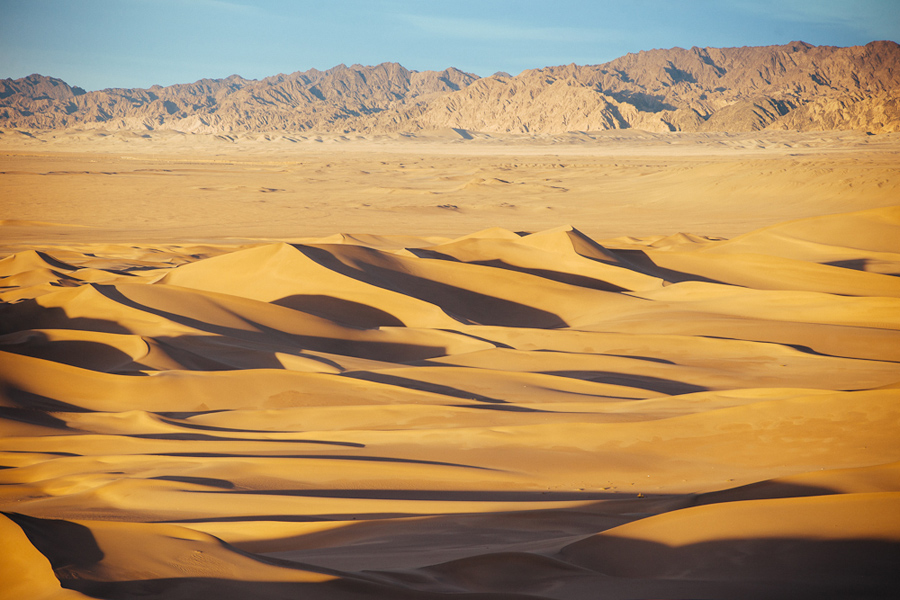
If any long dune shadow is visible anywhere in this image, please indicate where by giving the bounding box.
[292,245,568,328]
[449,403,553,413]
[0,383,93,412]
[130,433,364,447]
[403,247,463,262]
[544,370,707,395]
[150,453,495,470]
[29,250,80,272]
[698,334,900,364]
[160,513,438,524]
[4,449,80,457]
[606,249,726,284]
[151,475,236,489]
[163,514,339,523]
[532,348,675,365]
[151,335,286,371]
[469,259,629,293]
[341,371,508,404]
[826,258,900,277]
[155,415,293,434]
[692,480,839,506]
[155,409,228,419]
[272,294,405,328]
[600,353,675,365]
[189,489,633,502]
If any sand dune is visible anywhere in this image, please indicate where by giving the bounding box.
[2,195,899,599]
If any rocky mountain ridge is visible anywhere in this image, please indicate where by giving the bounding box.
[2,41,898,134]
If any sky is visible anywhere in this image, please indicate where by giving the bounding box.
[1,0,898,91]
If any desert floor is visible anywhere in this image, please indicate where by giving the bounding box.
[1,129,899,599]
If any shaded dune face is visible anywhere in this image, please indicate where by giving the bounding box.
[1,206,900,599]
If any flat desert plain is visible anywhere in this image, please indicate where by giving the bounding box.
[1,129,900,599]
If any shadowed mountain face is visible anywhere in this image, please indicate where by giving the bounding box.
[2,41,899,133]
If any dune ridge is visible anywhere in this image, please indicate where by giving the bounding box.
[2,205,899,599]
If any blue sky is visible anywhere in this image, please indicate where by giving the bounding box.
[1,0,897,90]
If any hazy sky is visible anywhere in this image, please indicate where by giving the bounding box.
[1,0,897,90]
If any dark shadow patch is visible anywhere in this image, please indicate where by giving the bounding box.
[198,489,632,502]
[131,433,363,447]
[0,406,71,429]
[3,512,104,571]
[0,331,139,373]
[560,534,900,591]
[150,336,284,371]
[0,384,92,413]
[693,480,838,506]
[534,349,675,365]
[468,259,628,293]
[152,453,495,470]
[436,328,512,349]
[695,48,727,76]
[342,371,507,404]
[605,249,725,284]
[32,250,79,272]
[450,403,552,413]
[4,449,80,457]
[825,258,870,272]
[155,415,292,434]
[151,475,235,489]
[155,409,228,420]
[544,371,706,395]
[162,514,334,524]
[404,248,462,262]
[698,334,900,364]
[0,300,133,336]
[825,258,900,277]
[272,294,405,328]
[664,65,697,84]
[606,89,678,112]
[602,354,675,365]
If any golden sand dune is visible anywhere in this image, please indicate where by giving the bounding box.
[2,203,899,599]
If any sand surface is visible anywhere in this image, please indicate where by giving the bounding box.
[1,130,900,599]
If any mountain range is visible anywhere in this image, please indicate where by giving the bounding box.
[2,41,899,135]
